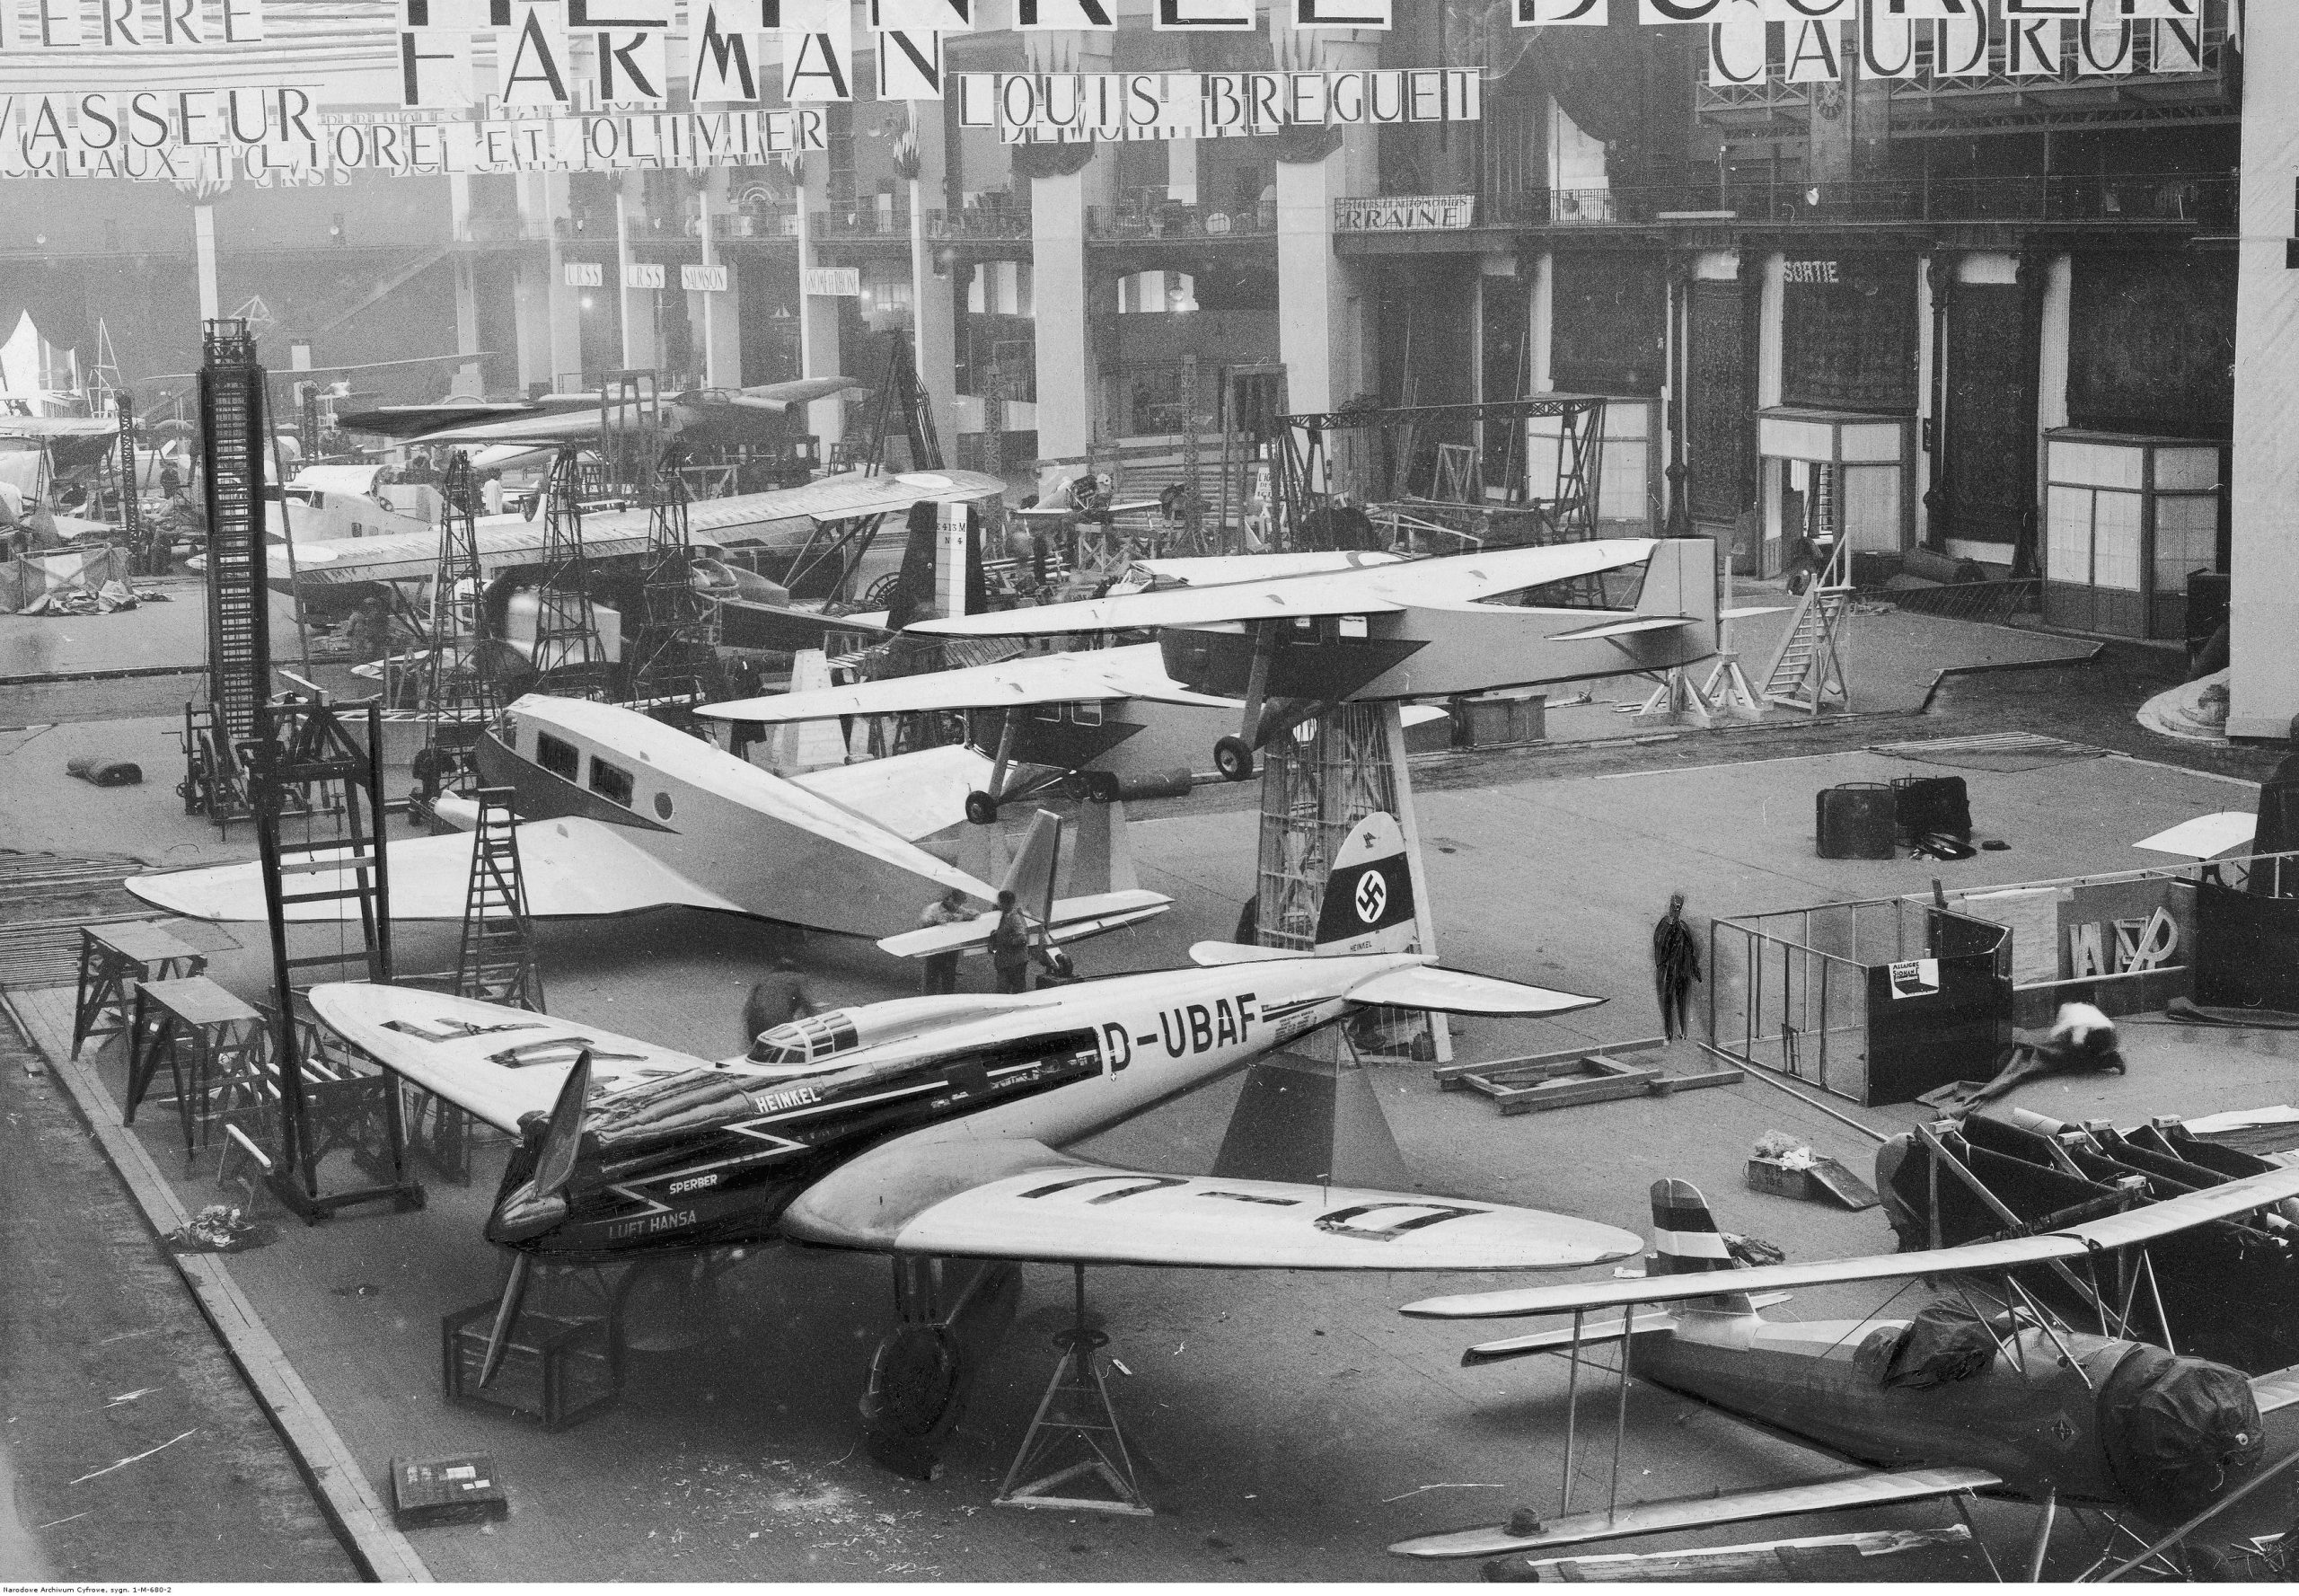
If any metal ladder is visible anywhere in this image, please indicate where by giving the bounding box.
[454,788,543,1011]
[415,454,500,796]
[866,332,944,474]
[625,441,720,705]
[1760,541,1853,714]
[530,446,608,694]
[189,319,270,832]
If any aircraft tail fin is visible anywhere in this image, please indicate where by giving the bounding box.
[1312,812,1418,957]
[1649,1178,1736,1277]
[999,809,1063,929]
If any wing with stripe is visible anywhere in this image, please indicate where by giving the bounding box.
[908,541,1662,639]
[1387,1468,2003,1560]
[700,642,1232,724]
[1404,1163,2299,1320]
[778,1137,1643,1271]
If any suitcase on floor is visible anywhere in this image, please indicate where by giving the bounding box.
[1817,783,1898,860]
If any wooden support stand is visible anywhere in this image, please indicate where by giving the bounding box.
[73,921,206,1057]
[1434,1036,1740,1116]
[124,975,269,1162]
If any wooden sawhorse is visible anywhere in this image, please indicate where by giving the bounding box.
[72,921,206,1058]
[125,975,267,1162]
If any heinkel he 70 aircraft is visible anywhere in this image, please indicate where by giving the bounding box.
[906,538,1739,780]
[126,693,1161,950]
[303,813,1642,1443]
[1390,1172,2299,1580]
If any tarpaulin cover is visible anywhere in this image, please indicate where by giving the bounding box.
[1854,1298,2000,1390]
[0,543,128,612]
[2099,1344,2265,1519]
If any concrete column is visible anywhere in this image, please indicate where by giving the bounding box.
[451,254,483,397]
[909,109,957,444]
[694,175,742,389]
[447,172,472,242]
[1916,253,1936,548]
[2035,252,2073,564]
[1029,165,1095,459]
[1166,137,1197,204]
[537,173,583,392]
[795,154,845,451]
[1528,249,1553,391]
[2229,5,2299,739]
[614,181,657,373]
[193,206,221,322]
[1274,128,1375,417]
[1756,251,1785,556]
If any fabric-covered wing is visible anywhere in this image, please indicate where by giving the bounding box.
[790,745,994,842]
[909,539,1660,638]
[1405,1162,2299,1320]
[305,983,722,1135]
[875,889,1169,957]
[779,1137,1643,1270]
[1344,965,1605,1017]
[700,642,1230,724]
[1546,614,1696,641]
[1387,1468,2003,1560]
[1123,551,1405,588]
[125,817,740,923]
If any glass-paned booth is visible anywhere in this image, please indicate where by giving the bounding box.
[2042,430,2226,640]
[1752,408,1915,576]
[1528,395,1660,533]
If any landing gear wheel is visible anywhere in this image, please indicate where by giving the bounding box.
[860,1324,965,1481]
[964,790,1000,826]
[861,571,903,609]
[1214,736,1256,782]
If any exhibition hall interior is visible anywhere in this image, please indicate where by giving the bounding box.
[11,0,2299,1583]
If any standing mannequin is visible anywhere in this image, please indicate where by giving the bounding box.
[1652,893,1702,1041]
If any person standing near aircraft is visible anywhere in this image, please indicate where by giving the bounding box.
[989,890,1033,993]
[742,953,820,1045]
[1652,893,1701,1040]
[917,888,970,995]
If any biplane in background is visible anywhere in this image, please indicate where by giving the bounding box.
[908,537,1753,781]
[1393,1171,2299,1581]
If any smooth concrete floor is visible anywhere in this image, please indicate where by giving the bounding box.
[8,728,2286,1582]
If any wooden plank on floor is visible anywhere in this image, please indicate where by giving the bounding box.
[4,983,433,1584]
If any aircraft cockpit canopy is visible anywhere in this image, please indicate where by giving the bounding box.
[750,1010,863,1066]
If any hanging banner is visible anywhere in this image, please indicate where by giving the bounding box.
[2,105,827,179]
[1014,0,1116,26]
[959,68,1481,140]
[1288,0,1392,26]
[803,266,861,294]
[1152,0,1256,28]
[773,0,853,101]
[624,260,665,288]
[1708,0,1766,84]
[1517,0,1608,20]
[869,0,973,27]
[1857,0,1919,76]
[877,29,944,99]
[564,260,604,287]
[687,0,764,102]
[1784,16,1845,78]
[1641,0,1724,20]
[682,263,729,291]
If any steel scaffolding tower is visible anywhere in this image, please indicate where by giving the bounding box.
[865,333,944,474]
[412,453,500,806]
[624,441,721,704]
[182,319,269,833]
[530,445,610,696]
[1252,702,1447,1063]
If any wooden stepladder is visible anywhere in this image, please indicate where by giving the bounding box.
[1760,541,1852,715]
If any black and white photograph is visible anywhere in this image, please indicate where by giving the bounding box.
[3,0,2296,1583]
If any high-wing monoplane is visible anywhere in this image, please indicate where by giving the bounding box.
[298,811,1638,1463]
[1390,1171,2299,1579]
[337,375,868,451]
[906,538,1738,780]
[126,692,1163,950]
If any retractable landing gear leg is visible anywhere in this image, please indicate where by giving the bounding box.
[993,1265,1150,1516]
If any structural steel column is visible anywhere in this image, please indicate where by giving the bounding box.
[796,153,845,451]
[909,108,957,445]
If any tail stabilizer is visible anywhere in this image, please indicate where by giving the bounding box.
[1314,812,1418,956]
[998,809,1062,929]
[1343,964,1602,1017]
[1190,940,1316,967]
[1649,1177,1758,1315]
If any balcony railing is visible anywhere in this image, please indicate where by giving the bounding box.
[814,207,913,240]
[1085,199,1277,242]
[1435,172,2236,232]
[925,207,1034,242]
[713,207,800,241]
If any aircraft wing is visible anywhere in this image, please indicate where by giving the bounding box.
[1388,1467,2003,1560]
[1122,551,1405,589]
[333,400,551,438]
[678,375,868,412]
[1545,613,1696,641]
[1403,1161,2299,1320]
[777,1136,1643,1271]
[1343,965,1606,1018]
[789,744,995,842]
[2251,1364,2299,1417]
[305,983,725,1137]
[699,642,1232,724]
[874,889,1169,958]
[124,817,741,923]
[908,539,1661,638]
[0,416,119,441]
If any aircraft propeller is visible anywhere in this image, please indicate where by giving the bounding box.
[479,1050,593,1388]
